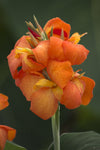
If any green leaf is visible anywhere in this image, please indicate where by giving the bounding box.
[49,131,100,150]
[4,141,27,150]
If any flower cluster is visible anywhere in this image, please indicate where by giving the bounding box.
[7,17,95,120]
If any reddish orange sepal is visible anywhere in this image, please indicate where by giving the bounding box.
[0,125,16,150]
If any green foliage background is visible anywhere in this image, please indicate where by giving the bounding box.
[0,0,100,149]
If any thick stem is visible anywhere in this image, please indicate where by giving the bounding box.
[51,105,60,150]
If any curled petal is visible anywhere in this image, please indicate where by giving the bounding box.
[61,81,82,109]
[44,17,71,40]
[48,37,65,61]
[7,48,44,79]
[15,71,43,101]
[0,94,9,110]
[30,87,58,120]
[62,41,89,65]
[0,125,16,150]
[22,53,45,72]
[7,49,22,79]
[47,60,73,88]
[81,76,95,105]
[14,35,31,49]
[33,40,49,66]
[68,32,87,44]
[72,77,85,96]
[33,78,56,90]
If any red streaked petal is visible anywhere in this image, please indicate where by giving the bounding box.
[48,37,65,61]
[81,76,95,105]
[0,94,9,110]
[44,17,71,40]
[15,71,43,101]
[62,41,89,65]
[28,27,40,38]
[61,81,82,109]
[47,60,73,89]
[33,40,49,66]
[30,87,58,120]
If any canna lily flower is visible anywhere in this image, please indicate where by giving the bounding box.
[7,16,95,120]
[0,125,16,150]
[0,94,9,110]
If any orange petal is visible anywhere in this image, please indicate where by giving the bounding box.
[14,35,31,49]
[0,125,16,150]
[0,94,9,110]
[62,41,89,65]
[47,60,73,88]
[44,17,71,40]
[33,40,49,66]
[7,49,22,79]
[30,87,58,120]
[48,37,65,61]
[81,76,95,105]
[60,81,82,109]
[15,71,44,101]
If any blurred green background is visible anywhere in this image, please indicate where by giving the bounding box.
[0,0,100,149]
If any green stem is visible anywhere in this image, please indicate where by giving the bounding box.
[51,105,60,150]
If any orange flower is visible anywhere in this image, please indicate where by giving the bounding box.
[0,125,16,150]
[60,73,95,109]
[14,70,63,120]
[0,94,9,110]
[33,18,89,66]
[7,17,95,120]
